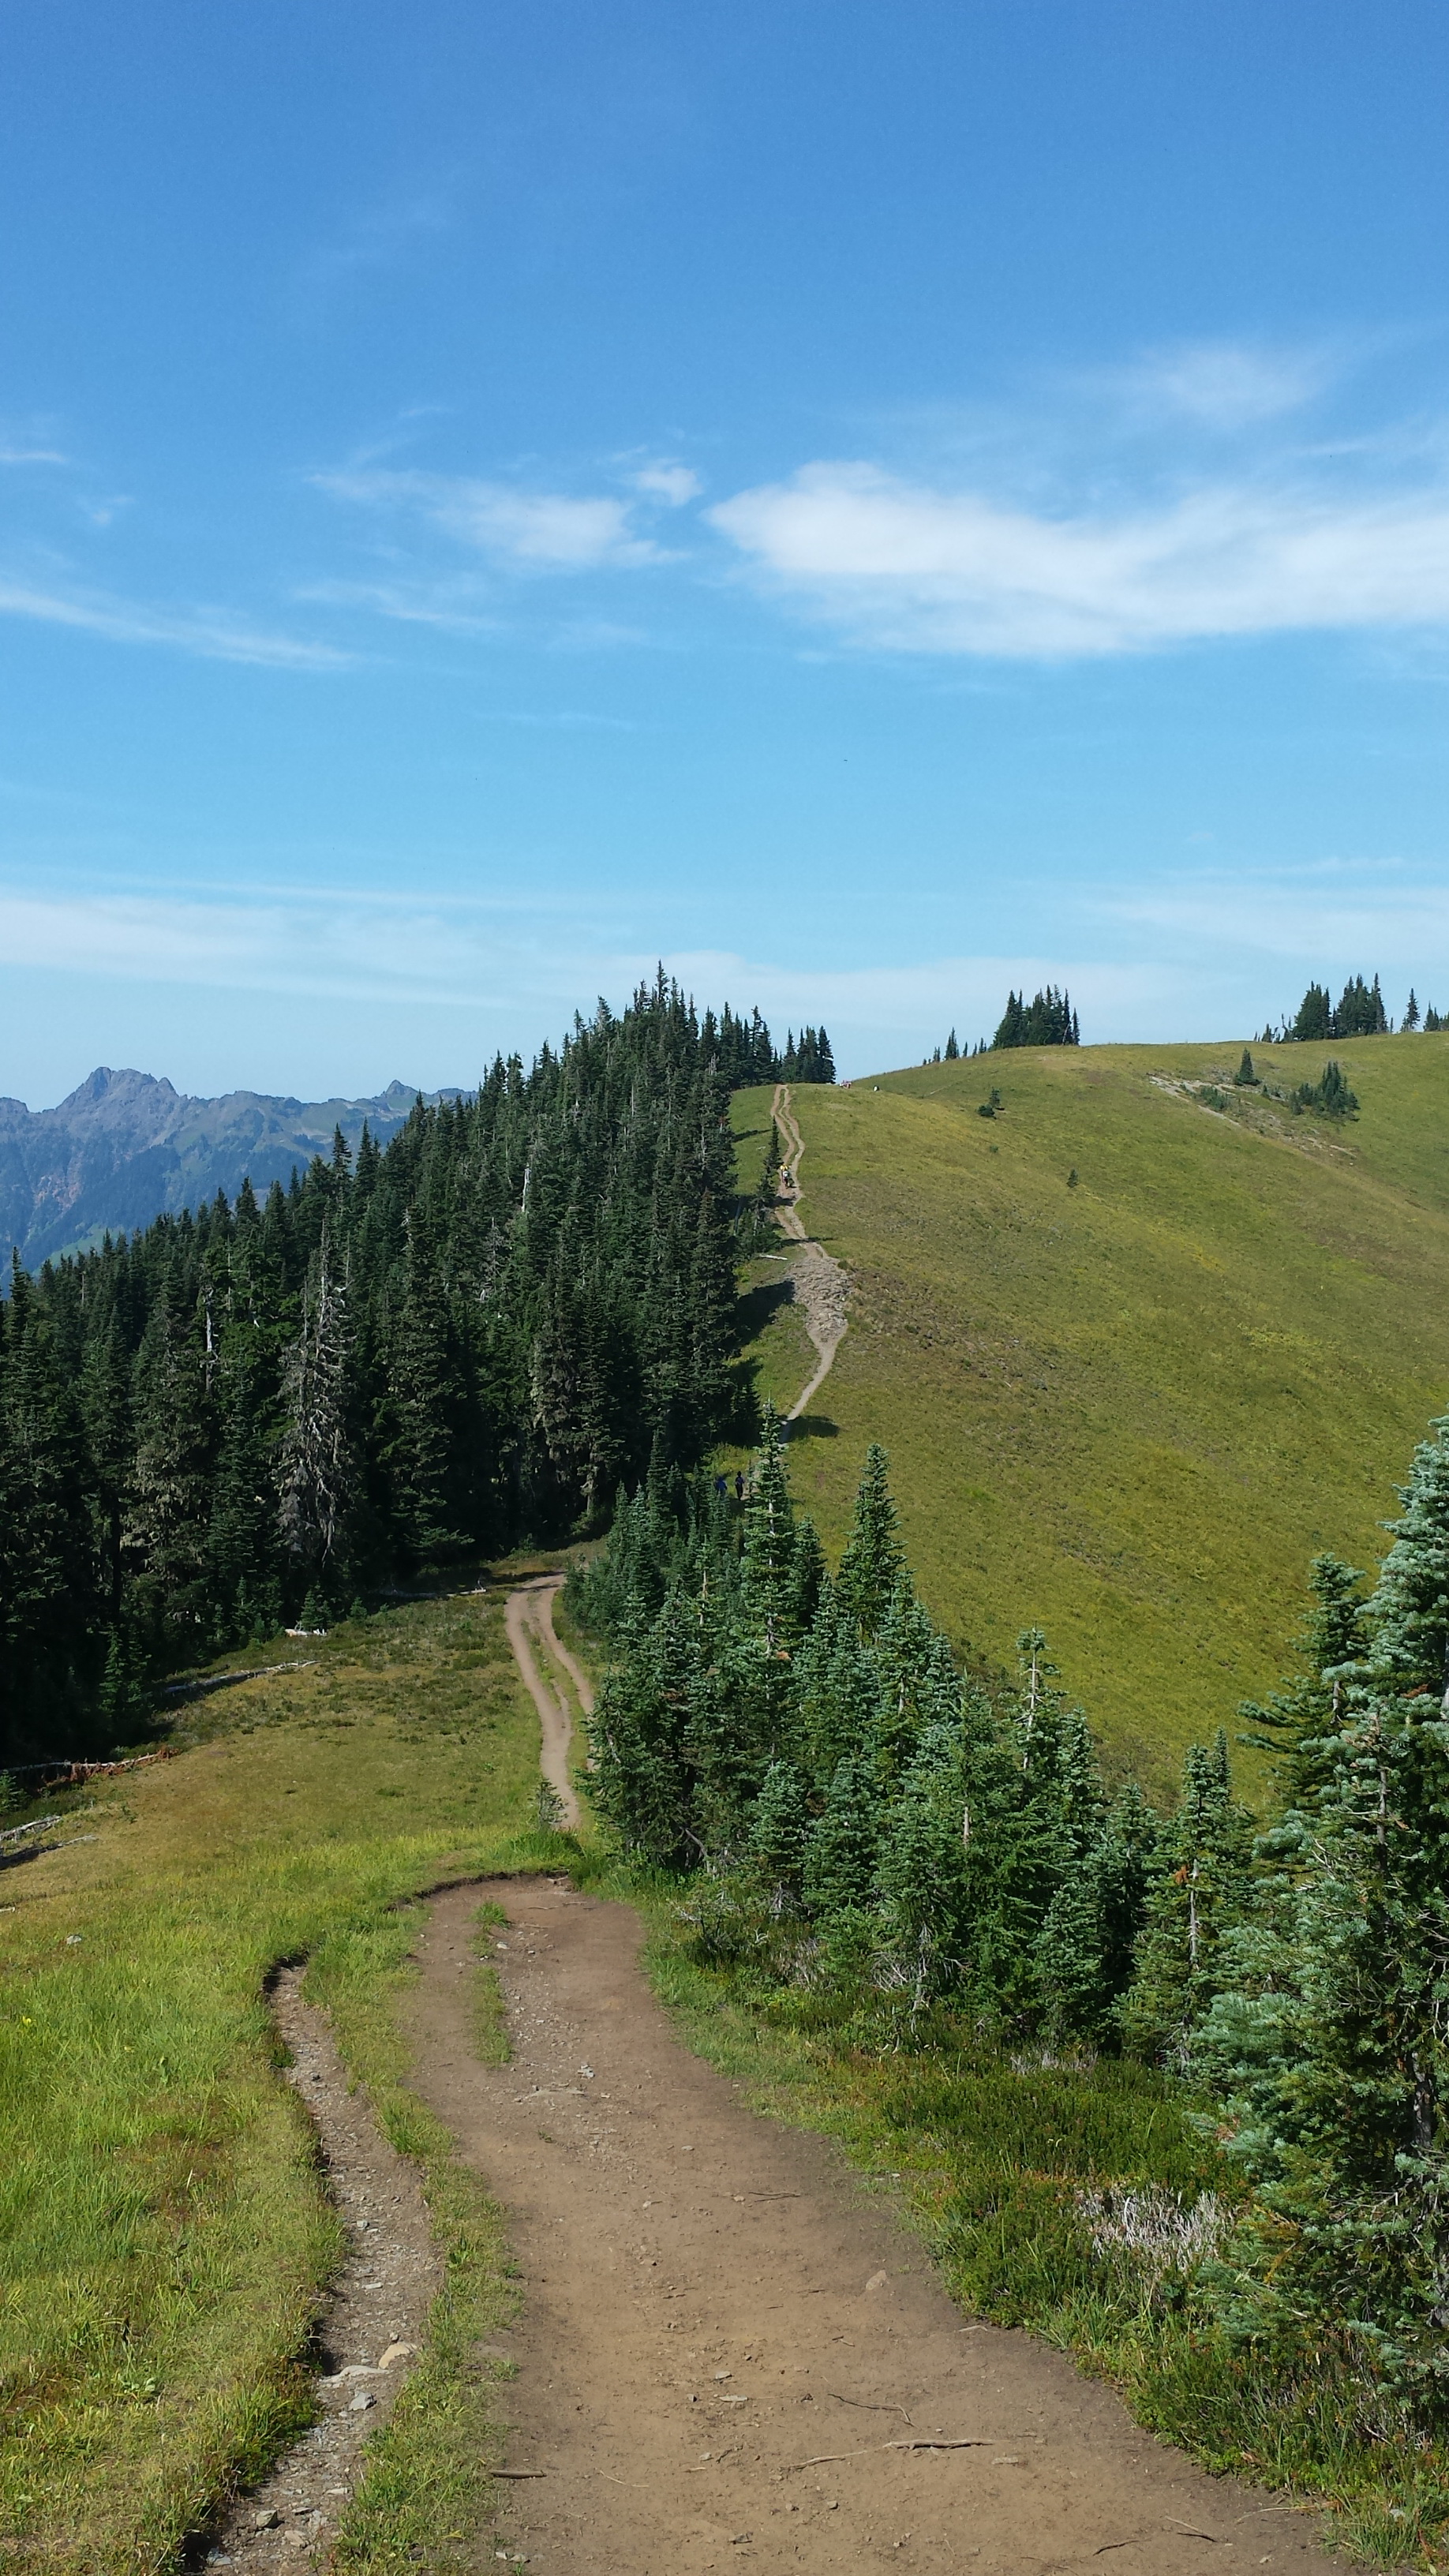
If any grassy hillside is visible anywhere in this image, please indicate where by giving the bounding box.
[735,1034,1449,1793]
[0,1589,548,2572]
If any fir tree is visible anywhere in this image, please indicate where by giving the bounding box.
[836,1444,905,1642]
[747,1759,812,1912]
[802,1754,879,1919]
[1121,1732,1256,2072]
[277,1235,356,1605]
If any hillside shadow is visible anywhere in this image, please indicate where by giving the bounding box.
[785,1412,839,1440]
[736,1273,796,1343]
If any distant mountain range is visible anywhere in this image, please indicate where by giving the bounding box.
[1,1068,450,1268]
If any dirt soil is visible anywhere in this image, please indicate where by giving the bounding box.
[197,1971,440,2569]
[769,1083,848,1425]
[405,1878,1344,2576]
[504,1579,590,1828]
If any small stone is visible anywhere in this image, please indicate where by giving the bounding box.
[865,2270,889,2293]
[377,2341,417,2370]
[350,2391,376,2412]
[253,2507,282,2529]
[713,2370,732,2381]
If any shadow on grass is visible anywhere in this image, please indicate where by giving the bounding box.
[736,1274,797,1343]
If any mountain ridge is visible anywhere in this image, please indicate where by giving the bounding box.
[0,1065,452,1267]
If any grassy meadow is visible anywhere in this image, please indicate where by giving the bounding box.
[0,1588,551,2574]
[734,1033,1449,1794]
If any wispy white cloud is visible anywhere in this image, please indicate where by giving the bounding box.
[294,573,498,634]
[0,577,350,668]
[631,461,702,504]
[0,444,69,467]
[0,883,1173,1069]
[709,461,1449,657]
[316,467,662,569]
[1111,338,1339,431]
[1104,864,1449,973]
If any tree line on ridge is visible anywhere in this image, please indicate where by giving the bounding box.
[0,979,834,1766]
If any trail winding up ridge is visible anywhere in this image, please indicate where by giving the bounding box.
[769,1081,848,1426]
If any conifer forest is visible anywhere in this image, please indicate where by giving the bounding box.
[0,979,829,1763]
[573,1405,1449,2432]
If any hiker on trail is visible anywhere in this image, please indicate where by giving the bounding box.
[734,1470,745,1502]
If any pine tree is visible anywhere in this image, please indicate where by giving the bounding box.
[277,1236,355,1606]
[748,1759,812,1912]
[803,1754,879,1919]
[874,1720,973,2012]
[1357,1414,1449,1698]
[943,1029,959,1061]
[1239,1553,1368,1804]
[1291,982,1334,1042]
[1406,989,1421,1031]
[836,1445,905,1642]
[127,1279,217,1634]
[1121,1732,1256,2072]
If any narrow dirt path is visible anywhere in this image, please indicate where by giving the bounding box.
[769,1081,848,1426]
[504,1578,590,1827]
[405,1879,1342,2576]
[203,1973,439,2568]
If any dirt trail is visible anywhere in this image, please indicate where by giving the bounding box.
[201,1973,439,2568]
[504,1578,591,1828]
[406,1878,1342,2576]
[769,1081,848,1425]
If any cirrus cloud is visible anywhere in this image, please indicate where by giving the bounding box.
[709,460,1449,658]
[316,467,664,569]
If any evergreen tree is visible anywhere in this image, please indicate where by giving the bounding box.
[1121,1732,1256,2072]
[747,1758,812,1912]
[991,986,1079,1048]
[277,1236,356,1606]
[835,1444,905,1642]
[943,1029,959,1061]
[802,1753,879,1919]
[1290,982,1333,1042]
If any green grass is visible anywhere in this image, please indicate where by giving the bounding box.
[0,1590,545,2573]
[736,1035,1449,1795]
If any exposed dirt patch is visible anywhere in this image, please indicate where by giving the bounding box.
[197,1971,440,2570]
[769,1083,849,1425]
[505,1580,589,1828]
[403,1878,1344,2576]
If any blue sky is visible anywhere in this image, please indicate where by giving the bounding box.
[4,0,1449,1101]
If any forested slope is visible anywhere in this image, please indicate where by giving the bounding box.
[737,1032,1449,1787]
[0,980,768,1763]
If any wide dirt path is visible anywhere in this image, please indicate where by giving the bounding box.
[405,1878,1342,2576]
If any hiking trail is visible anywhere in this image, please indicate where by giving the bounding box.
[402,1876,1343,2576]
[769,1081,848,1426]
[504,1576,592,1829]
